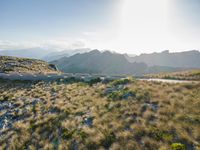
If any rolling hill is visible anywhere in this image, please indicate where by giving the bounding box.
[0,56,58,74]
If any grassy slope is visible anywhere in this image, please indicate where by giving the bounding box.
[0,56,58,74]
[146,69,200,81]
[0,79,200,149]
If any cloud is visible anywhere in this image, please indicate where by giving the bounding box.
[0,41,39,50]
[0,38,89,51]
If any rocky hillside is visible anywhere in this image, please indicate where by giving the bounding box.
[0,56,58,74]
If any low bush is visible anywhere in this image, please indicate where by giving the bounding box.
[171,143,186,150]
[101,130,116,149]
[111,78,134,86]
[108,89,135,100]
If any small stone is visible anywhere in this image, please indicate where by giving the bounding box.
[83,117,93,127]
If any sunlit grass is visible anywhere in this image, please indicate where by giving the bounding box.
[0,79,199,149]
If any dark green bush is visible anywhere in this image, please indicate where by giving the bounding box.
[101,131,116,148]
[88,77,102,86]
[62,129,75,140]
[108,89,135,100]
[111,78,133,86]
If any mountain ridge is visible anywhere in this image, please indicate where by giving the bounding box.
[128,50,200,68]
[52,50,185,75]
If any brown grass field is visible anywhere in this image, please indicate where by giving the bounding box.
[145,69,200,81]
[0,78,199,150]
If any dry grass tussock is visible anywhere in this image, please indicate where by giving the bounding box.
[0,78,199,150]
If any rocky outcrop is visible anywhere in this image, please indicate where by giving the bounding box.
[0,56,59,74]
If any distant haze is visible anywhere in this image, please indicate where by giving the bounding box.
[0,0,200,54]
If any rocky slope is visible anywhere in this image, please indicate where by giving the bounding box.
[0,56,58,74]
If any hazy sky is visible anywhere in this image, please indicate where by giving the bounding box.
[0,0,200,54]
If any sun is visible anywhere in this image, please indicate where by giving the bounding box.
[116,0,171,53]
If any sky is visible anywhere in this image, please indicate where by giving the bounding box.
[0,0,200,54]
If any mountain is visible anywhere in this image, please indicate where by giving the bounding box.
[2,48,196,75]
[52,50,148,75]
[124,53,136,62]
[51,50,185,76]
[127,50,200,68]
[0,48,91,61]
[0,56,58,74]
[43,48,91,61]
[0,48,55,59]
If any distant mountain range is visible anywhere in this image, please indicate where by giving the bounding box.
[51,50,147,75]
[0,48,90,61]
[1,48,200,75]
[0,48,55,60]
[43,48,91,61]
[127,50,200,68]
[51,50,185,75]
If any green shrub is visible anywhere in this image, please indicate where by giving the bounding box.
[108,89,135,100]
[148,127,174,141]
[111,78,133,86]
[88,77,102,86]
[171,143,185,150]
[149,128,164,141]
[136,91,150,101]
[77,130,88,141]
[101,131,116,148]
[62,129,75,140]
